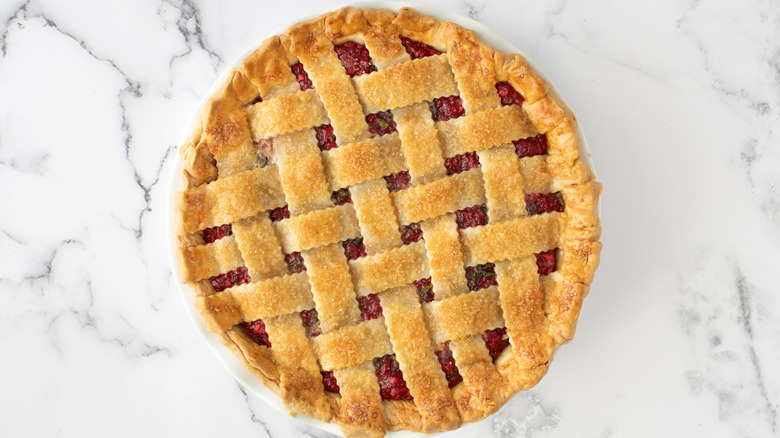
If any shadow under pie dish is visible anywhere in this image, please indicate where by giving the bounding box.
[171,5,602,437]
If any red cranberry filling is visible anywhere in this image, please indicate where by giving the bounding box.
[343,237,367,260]
[314,124,338,151]
[209,266,250,292]
[384,171,411,192]
[291,62,313,91]
[495,81,524,106]
[514,134,548,159]
[256,138,273,167]
[203,224,232,243]
[321,370,340,393]
[358,293,383,321]
[466,263,496,291]
[251,95,263,105]
[269,205,290,222]
[482,327,510,360]
[430,95,465,122]
[525,192,565,215]
[285,252,306,274]
[400,223,423,244]
[300,309,322,337]
[334,41,376,77]
[536,249,557,275]
[435,342,463,388]
[366,110,397,136]
[400,36,441,59]
[414,277,434,303]
[445,152,480,175]
[241,319,270,347]
[331,188,352,205]
[455,204,488,229]
[373,354,413,401]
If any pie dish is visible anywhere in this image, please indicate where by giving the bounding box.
[172,5,601,437]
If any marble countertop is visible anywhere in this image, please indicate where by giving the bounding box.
[1,0,778,436]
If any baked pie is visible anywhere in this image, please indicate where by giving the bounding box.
[174,6,601,437]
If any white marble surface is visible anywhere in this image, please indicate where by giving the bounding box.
[1,0,778,437]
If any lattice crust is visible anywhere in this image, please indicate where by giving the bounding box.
[174,6,602,438]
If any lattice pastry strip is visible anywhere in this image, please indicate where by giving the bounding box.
[477,145,527,222]
[315,318,394,371]
[436,105,533,158]
[350,179,404,255]
[272,128,333,215]
[494,257,552,369]
[323,133,407,190]
[353,54,459,113]
[176,165,286,234]
[302,242,361,332]
[349,241,429,296]
[449,336,506,421]
[274,203,360,253]
[441,22,502,114]
[287,21,368,144]
[424,287,505,345]
[264,313,333,422]
[178,234,244,283]
[247,89,330,140]
[419,214,469,300]
[393,102,447,185]
[231,214,288,281]
[460,213,565,265]
[380,286,459,430]
[391,168,485,225]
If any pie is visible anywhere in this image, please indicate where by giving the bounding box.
[173,6,602,437]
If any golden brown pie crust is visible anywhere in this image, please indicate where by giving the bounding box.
[174,6,601,437]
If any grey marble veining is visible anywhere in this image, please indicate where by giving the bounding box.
[0,0,778,437]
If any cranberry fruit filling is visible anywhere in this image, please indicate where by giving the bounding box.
[525,192,565,215]
[455,204,488,229]
[366,110,397,136]
[384,171,411,192]
[400,36,441,59]
[482,327,510,360]
[400,223,423,244]
[269,205,290,222]
[514,134,548,159]
[414,277,434,303]
[536,249,557,276]
[291,62,313,90]
[430,96,466,122]
[435,342,463,388]
[445,152,480,175]
[343,237,367,260]
[255,138,273,167]
[321,370,340,393]
[373,354,413,401]
[314,124,338,151]
[285,252,306,274]
[203,224,232,243]
[430,95,465,121]
[241,319,270,347]
[331,188,352,205]
[466,263,496,291]
[209,266,250,292]
[495,81,524,106]
[334,41,376,76]
[358,294,383,321]
[250,95,263,105]
[300,309,322,337]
